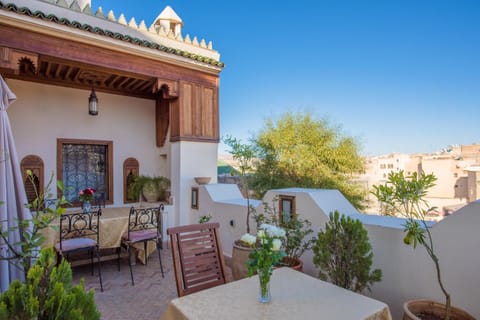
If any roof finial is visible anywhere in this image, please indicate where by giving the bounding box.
[152,6,183,38]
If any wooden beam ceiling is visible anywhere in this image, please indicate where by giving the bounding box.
[3,54,158,99]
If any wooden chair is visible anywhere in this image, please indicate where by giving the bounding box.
[54,209,103,292]
[120,205,165,285]
[167,222,227,297]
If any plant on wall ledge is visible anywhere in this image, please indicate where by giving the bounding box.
[198,214,212,224]
[128,175,170,202]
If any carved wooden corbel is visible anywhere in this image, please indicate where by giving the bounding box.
[153,78,178,99]
[0,46,38,75]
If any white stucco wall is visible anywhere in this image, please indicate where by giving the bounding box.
[199,185,480,319]
[7,79,168,206]
[363,203,480,319]
[196,184,261,256]
[170,141,218,226]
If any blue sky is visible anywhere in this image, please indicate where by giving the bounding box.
[92,0,479,156]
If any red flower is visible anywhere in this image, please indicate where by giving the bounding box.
[79,187,96,202]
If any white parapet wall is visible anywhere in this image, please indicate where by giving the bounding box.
[197,184,261,256]
[200,184,480,320]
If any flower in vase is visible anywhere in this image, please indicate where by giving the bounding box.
[79,187,96,202]
[243,224,286,302]
[245,224,286,277]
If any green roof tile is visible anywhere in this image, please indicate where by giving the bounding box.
[0,1,224,68]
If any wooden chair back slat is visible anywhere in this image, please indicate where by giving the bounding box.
[167,222,227,297]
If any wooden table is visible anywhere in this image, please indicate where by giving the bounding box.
[161,267,392,320]
[41,206,158,264]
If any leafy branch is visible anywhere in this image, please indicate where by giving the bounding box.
[223,135,257,233]
[0,170,69,277]
[372,171,451,320]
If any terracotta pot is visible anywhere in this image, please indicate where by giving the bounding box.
[403,299,476,320]
[282,256,303,272]
[194,177,211,185]
[231,241,252,280]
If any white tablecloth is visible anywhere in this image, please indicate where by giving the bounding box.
[161,267,392,320]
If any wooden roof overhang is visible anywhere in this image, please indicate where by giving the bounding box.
[0,3,223,144]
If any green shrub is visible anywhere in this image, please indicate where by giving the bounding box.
[312,210,382,293]
[0,248,100,320]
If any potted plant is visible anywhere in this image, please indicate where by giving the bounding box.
[223,136,258,280]
[278,216,316,271]
[252,199,315,272]
[312,210,382,293]
[372,171,475,320]
[128,175,170,203]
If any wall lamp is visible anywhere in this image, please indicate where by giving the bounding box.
[88,88,98,116]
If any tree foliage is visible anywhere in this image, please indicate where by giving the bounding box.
[250,111,365,208]
[312,210,382,293]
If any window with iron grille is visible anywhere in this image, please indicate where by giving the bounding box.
[57,139,113,206]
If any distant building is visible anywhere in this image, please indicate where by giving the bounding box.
[362,144,480,216]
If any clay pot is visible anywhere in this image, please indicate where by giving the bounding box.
[403,299,476,320]
[231,241,252,280]
[282,256,303,272]
[142,181,159,202]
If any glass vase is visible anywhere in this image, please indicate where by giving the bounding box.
[83,201,91,214]
[257,267,271,303]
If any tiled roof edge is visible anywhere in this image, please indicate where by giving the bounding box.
[0,1,225,68]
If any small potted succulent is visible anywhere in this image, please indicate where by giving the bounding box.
[372,171,475,320]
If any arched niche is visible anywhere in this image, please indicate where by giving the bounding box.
[20,155,44,205]
[124,157,139,203]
